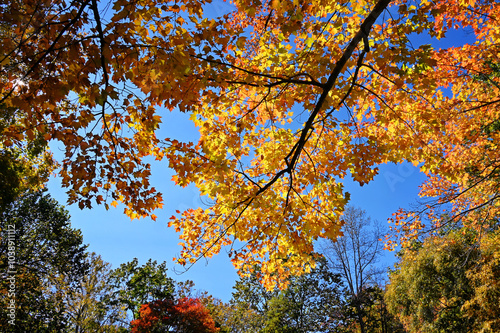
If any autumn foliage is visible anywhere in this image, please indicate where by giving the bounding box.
[2,0,500,287]
[130,297,218,333]
[385,228,500,332]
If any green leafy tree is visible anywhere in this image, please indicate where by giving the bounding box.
[201,297,262,333]
[62,252,126,333]
[107,258,175,325]
[385,226,500,332]
[352,286,405,333]
[229,258,346,333]
[462,229,500,332]
[0,190,88,331]
[0,144,54,213]
[0,149,22,211]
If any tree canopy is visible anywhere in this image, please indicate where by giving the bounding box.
[130,297,218,333]
[107,258,175,323]
[2,0,500,286]
[385,227,500,333]
[62,252,127,333]
[229,259,346,333]
[0,191,88,330]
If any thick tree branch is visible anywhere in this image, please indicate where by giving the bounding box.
[286,0,391,172]
[251,0,391,197]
